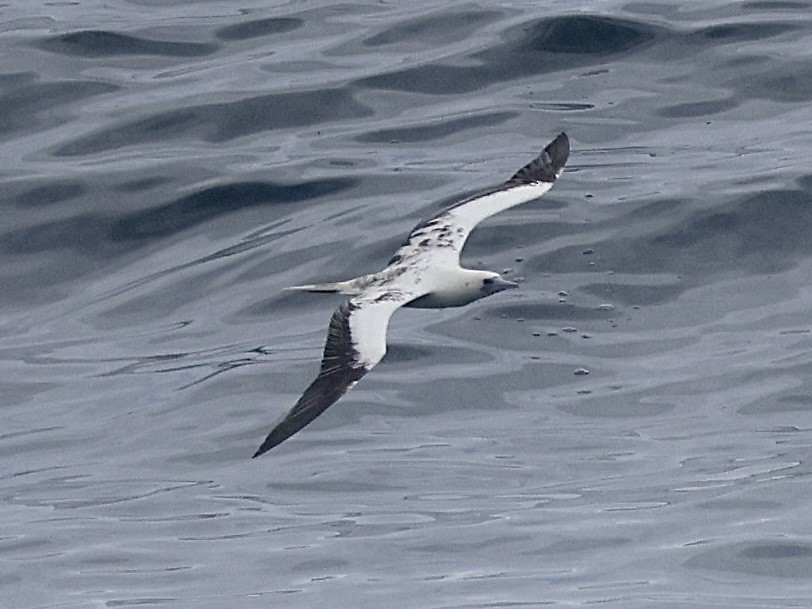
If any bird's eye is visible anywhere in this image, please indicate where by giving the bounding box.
[483,278,494,285]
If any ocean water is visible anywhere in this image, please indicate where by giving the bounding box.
[2,1,812,607]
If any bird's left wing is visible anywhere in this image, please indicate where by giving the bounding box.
[388,132,569,268]
[253,288,415,457]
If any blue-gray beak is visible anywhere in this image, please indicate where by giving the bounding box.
[482,276,519,295]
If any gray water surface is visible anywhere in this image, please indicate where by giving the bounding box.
[2,1,812,607]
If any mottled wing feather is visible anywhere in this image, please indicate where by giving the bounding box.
[253,291,413,457]
[390,132,569,267]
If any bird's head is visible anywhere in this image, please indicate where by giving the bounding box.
[480,273,519,297]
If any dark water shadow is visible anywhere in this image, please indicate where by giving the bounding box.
[54,88,373,156]
[355,111,518,144]
[363,9,501,47]
[215,17,303,41]
[35,30,218,57]
[2,178,356,257]
[111,178,357,242]
[15,182,87,208]
[0,74,118,138]
[686,540,812,579]
[357,14,665,94]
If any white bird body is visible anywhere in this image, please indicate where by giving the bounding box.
[253,132,570,457]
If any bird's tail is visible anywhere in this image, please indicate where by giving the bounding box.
[285,279,358,294]
[286,271,382,295]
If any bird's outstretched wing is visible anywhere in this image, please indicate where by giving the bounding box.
[253,289,414,457]
[387,132,569,268]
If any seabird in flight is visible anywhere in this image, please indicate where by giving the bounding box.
[253,132,570,457]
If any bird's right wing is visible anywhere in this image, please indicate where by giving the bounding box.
[388,133,569,268]
[439,132,569,232]
[252,288,416,457]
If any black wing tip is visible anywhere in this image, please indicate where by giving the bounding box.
[253,425,291,457]
[509,132,570,185]
[251,412,310,458]
[252,436,278,458]
[547,132,570,172]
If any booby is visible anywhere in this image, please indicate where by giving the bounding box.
[253,132,569,457]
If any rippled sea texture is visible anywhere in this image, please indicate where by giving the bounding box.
[2,1,812,607]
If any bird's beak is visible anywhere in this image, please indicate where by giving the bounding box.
[483,277,519,295]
